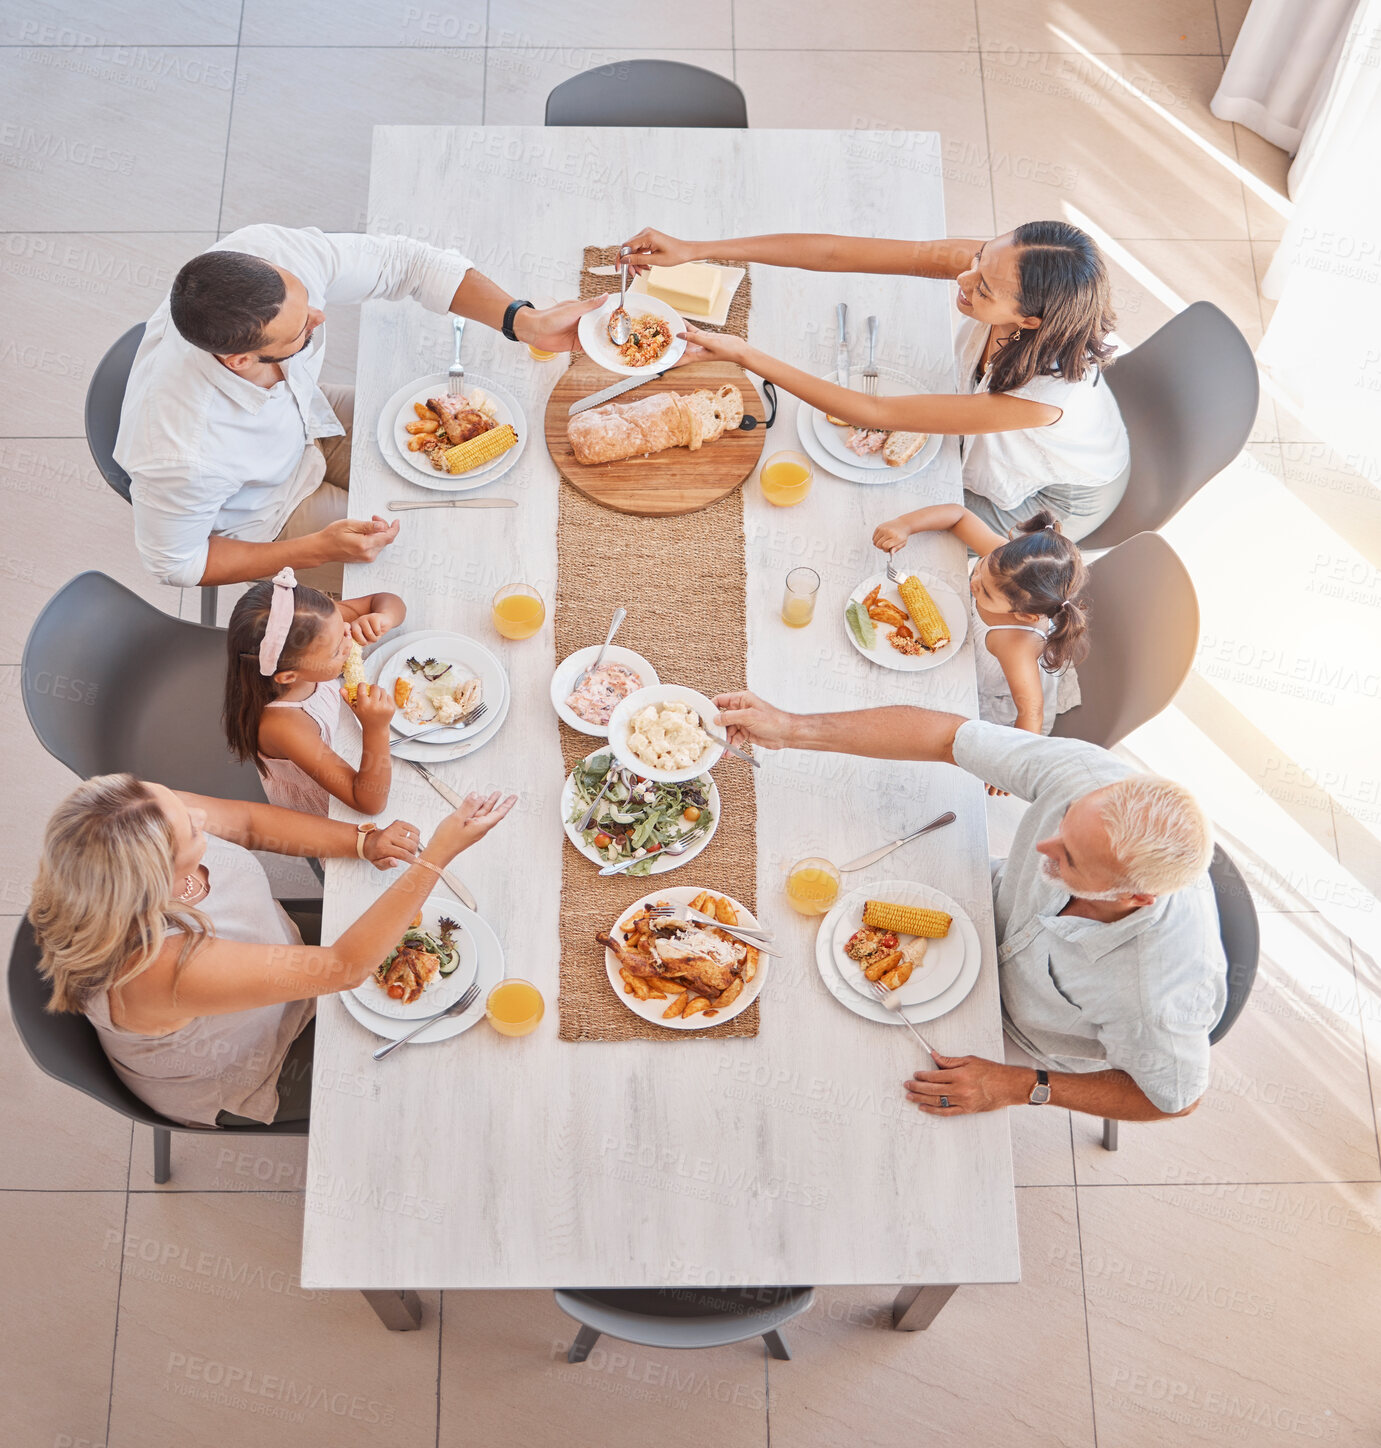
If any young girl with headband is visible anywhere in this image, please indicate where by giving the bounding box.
[224,568,407,816]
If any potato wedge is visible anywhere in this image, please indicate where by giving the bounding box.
[662,994,687,1019]
[715,897,738,926]
[890,957,915,989]
[703,1009,719,1018]
[619,967,637,996]
[658,977,688,993]
[689,890,713,914]
[682,996,711,1018]
[714,979,743,1009]
[742,947,759,982]
[864,948,902,982]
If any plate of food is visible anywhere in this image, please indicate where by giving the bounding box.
[551,645,659,736]
[374,631,508,744]
[563,748,719,876]
[843,571,967,673]
[351,903,477,1020]
[598,886,767,1031]
[577,292,687,377]
[831,886,970,1007]
[796,367,940,485]
[606,684,725,783]
[376,371,527,490]
[340,897,504,1044]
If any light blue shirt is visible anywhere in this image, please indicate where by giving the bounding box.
[953,721,1226,1113]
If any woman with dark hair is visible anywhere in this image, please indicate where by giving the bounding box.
[621,223,1130,539]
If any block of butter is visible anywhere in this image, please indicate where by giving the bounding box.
[645,262,722,317]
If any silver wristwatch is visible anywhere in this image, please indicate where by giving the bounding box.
[1028,1068,1051,1105]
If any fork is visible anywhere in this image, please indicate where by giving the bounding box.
[861,315,880,397]
[389,702,487,749]
[646,901,773,940]
[372,979,482,1060]
[863,978,938,1064]
[448,316,466,395]
[885,554,904,585]
[597,827,708,876]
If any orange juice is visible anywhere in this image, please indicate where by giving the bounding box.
[760,458,813,507]
[491,585,545,640]
[781,566,820,628]
[527,343,558,361]
[786,859,840,916]
[486,979,544,1036]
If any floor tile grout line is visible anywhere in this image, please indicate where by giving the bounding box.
[435,1290,444,1448]
[1213,0,1227,59]
[970,0,996,235]
[0,43,1241,56]
[104,1184,131,1445]
[1069,1176,1101,1448]
[212,3,246,240]
[1345,934,1381,1176]
[479,0,490,123]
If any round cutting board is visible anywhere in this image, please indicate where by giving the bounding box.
[544,359,767,517]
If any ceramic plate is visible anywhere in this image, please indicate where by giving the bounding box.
[350,897,479,1019]
[577,292,688,377]
[843,571,967,674]
[606,684,725,783]
[550,645,659,737]
[365,631,510,762]
[828,882,971,1007]
[375,631,507,744]
[375,371,527,490]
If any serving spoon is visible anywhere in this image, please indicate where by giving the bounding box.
[571,607,627,693]
[608,246,633,347]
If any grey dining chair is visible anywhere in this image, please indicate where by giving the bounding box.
[1051,531,1198,751]
[8,904,319,1182]
[1081,301,1258,551]
[1101,846,1259,1150]
[546,60,748,128]
[555,1286,815,1362]
[84,322,219,626]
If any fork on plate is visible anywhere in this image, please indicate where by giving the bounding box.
[862,977,938,1064]
[389,702,487,750]
[448,316,466,394]
[646,902,773,940]
[861,315,880,397]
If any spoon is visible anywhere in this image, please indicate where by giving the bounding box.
[572,607,627,692]
[609,247,633,347]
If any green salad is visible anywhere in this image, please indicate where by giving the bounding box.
[384,919,463,976]
[567,752,712,876]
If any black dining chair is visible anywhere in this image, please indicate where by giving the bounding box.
[545,60,747,128]
[84,322,219,626]
[1100,846,1259,1150]
[8,905,319,1182]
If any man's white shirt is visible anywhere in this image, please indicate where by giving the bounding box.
[114,224,473,587]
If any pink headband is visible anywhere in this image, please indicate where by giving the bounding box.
[258,567,298,676]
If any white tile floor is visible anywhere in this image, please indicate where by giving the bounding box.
[3,2,1379,1445]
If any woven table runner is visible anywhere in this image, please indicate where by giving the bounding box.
[556,249,758,1041]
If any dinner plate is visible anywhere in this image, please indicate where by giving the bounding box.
[350,896,479,1019]
[365,631,511,762]
[577,292,688,377]
[602,885,768,1032]
[561,748,720,876]
[796,367,941,484]
[606,684,725,783]
[339,900,504,1044]
[625,264,746,327]
[843,571,968,674]
[550,645,659,737]
[829,883,970,1007]
[375,630,508,744]
[813,885,982,1027]
[375,371,528,491]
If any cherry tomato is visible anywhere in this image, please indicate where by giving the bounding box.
[594,832,612,849]
[682,806,701,823]
[646,842,662,853]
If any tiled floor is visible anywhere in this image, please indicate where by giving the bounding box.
[3,2,1379,1445]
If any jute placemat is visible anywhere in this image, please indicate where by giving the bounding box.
[556,251,758,1041]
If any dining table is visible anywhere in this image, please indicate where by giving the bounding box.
[303,124,1019,1333]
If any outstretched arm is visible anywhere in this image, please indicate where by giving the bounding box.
[713,692,967,763]
[622,227,982,280]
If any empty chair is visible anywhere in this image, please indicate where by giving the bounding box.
[1081,301,1258,551]
[1101,846,1259,1150]
[8,905,318,1182]
[84,322,218,625]
[555,1286,814,1363]
[22,570,265,805]
[1051,531,1198,751]
[546,60,747,128]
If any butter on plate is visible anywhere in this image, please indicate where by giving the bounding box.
[645,262,722,317]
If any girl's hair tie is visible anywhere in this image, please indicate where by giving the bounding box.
[1044,522,1056,531]
[258,567,298,676]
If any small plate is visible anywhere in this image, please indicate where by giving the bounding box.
[562,748,720,876]
[606,684,725,783]
[843,571,967,674]
[577,293,688,377]
[795,368,941,485]
[602,885,767,1031]
[375,371,528,491]
[829,883,970,1007]
[351,898,479,1019]
[550,645,659,737]
[365,631,511,762]
[625,264,746,327]
[376,631,508,744]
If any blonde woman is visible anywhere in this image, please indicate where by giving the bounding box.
[30,775,515,1127]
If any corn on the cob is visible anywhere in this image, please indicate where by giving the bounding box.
[342,640,365,704]
[444,424,518,475]
[897,575,951,651]
[862,900,952,938]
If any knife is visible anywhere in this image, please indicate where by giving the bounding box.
[568,370,672,416]
[388,498,518,512]
[838,811,957,873]
[836,302,850,389]
[405,762,479,909]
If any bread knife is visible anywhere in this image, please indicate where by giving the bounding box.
[404,762,479,909]
[568,370,671,416]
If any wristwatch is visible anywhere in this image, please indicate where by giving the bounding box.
[501,298,534,342]
[1028,1068,1051,1105]
[355,822,378,860]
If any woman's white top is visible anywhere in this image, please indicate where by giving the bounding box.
[260,679,342,816]
[970,593,1081,735]
[955,316,1130,512]
[83,834,315,1128]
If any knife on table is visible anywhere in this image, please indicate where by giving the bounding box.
[404,761,479,909]
[568,371,672,416]
[836,302,851,389]
[838,811,957,873]
[388,498,519,512]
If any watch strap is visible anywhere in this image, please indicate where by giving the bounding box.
[502,298,534,342]
[355,822,378,859]
[1028,1068,1051,1105]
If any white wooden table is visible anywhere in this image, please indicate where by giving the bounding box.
[303,126,1018,1333]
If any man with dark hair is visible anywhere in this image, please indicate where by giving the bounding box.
[115,225,598,591]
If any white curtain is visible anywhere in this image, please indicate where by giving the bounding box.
[1254,0,1381,463]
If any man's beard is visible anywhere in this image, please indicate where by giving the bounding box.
[1040,854,1128,903]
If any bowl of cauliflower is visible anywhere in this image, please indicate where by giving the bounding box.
[607,684,725,783]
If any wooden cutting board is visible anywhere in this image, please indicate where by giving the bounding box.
[544,359,767,517]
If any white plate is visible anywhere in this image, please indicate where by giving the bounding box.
[375,371,528,491]
[376,631,507,744]
[829,883,970,1007]
[602,885,768,1031]
[813,888,982,1026]
[794,369,941,485]
[365,631,511,762]
[810,367,941,476]
[550,645,659,737]
[577,293,688,377]
[351,896,479,1019]
[561,748,720,876]
[625,264,746,327]
[339,900,504,1044]
[844,571,968,674]
[606,684,725,783]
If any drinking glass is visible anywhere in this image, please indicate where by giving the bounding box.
[781,567,820,628]
[486,979,545,1037]
[491,582,545,640]
[759,450,813,507]
[526,294,559,362]
[785,856,841,916]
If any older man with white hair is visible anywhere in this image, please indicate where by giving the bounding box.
[713,692,1226,1124]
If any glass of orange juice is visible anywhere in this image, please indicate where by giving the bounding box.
[486,978,545,1036]
[760,450,813,507]
[491,582,545,640]
[526,294,559,362]
[785,856,841,916]
[781,567,820,628]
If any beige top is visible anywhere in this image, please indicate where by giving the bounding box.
[260,679,342,816]
[84,834,315,1127]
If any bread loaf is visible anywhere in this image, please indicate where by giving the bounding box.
[567,385,744,465]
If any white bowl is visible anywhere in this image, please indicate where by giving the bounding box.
[550,645,660,737]
[606,684,725,783]
[577,292,688,377]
